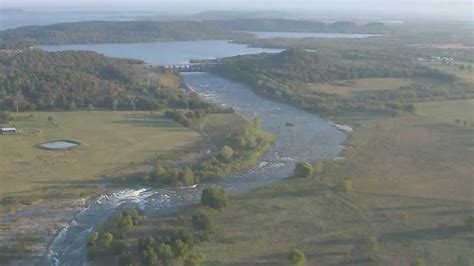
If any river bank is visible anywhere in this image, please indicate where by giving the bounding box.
[189,112,474,265]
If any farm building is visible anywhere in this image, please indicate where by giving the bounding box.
[1,127,17,135]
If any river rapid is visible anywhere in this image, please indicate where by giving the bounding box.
[40,72,346,265]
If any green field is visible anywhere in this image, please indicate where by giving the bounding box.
[91,113,474,265]
[415,99,474,126]
[193,114,474,265]
[0,111,202,196]
[305,78,412,96]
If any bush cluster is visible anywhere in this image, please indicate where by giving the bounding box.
[149,124,274,187]
[201,187,228,210]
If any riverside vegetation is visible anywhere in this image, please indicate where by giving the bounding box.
[0,47,274,264]
[79,20,474,265]
[2,17,473,265]
[86,187,229,265]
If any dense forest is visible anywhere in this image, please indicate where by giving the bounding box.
[213,49,471,115]
[218,19,389,34]
[0,19,389,45]
[0,21,247,45]
[0,49,214,112]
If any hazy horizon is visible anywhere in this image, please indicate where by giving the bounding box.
[1,0,473,20]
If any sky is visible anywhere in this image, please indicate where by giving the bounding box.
[1,0,472,19]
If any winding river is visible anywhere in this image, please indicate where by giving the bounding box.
[39,42,346,265]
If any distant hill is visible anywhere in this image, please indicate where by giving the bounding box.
[0,20,246,45]
[0,19,388,45]
[216,19,389,34]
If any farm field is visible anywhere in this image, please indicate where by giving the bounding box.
[304,78,412,96]
[415,99,474,126]
[0,111,202,196]
[193,114,474,265]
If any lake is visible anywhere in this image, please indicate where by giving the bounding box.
[40,41,282,65]
[241,31,381,39]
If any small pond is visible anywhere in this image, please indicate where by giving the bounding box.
[38,140,80,150]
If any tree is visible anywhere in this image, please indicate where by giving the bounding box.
[100,232,114,248]
[87,232,99,247]
[154,164,166,178]
[68,101,76,111]
[142,247,159,266]
[339,180,353,192]
[172,239,189,258]
[201,187,228,210]
[192,211,213,232]
[158,243,174,263]
[184,254,203,266]
[0,111,13,123]
[180,167,195,186]
[116,211,134,229]
[220,145,234,161]
[289,248,306,266]
[294,162,313,178]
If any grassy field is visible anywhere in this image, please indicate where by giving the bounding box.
[0,111,202,196]
[192,114,474,265]
[304,78,412,96]
[90,112,474,265]
[415,99,474,126]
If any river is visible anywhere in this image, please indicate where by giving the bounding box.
[41,72,345,265]
[35,39,347,265]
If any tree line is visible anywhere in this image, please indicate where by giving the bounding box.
[212,49,466,116]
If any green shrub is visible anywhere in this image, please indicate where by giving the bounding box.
[172,239,190,258]
[100,232,114,248]
[184,253,203,266]
[294,162,313,178]
[339,180,352,192]
[142,247,159,266]
[87,232,99,247]
[116,211,134,229]
[201,187,228,210]
[158,243,174,263]
[289,248,306,266]
[0,110,13,123]
[220,145,234,161]
[180,167,196,186]
[192,211,213,232]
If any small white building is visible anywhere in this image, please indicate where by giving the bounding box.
[1,127,17,135]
